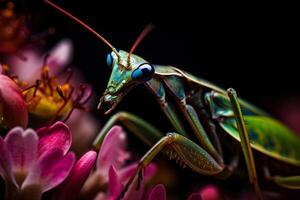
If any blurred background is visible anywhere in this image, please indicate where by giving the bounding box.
[1,0,300,199]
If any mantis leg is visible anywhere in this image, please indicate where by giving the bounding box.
[264,167,300,189]
[227,88,262,199]
[156,76,223,164]
[146,77,187,136]
[93,111,163,149]
[119,132,224,199]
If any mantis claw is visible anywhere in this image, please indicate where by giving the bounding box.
[97,96,118,114]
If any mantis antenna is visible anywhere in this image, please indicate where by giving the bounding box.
[127,24,154,67]
[44,0,121,60]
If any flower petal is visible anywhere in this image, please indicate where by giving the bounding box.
[53,150,97,200]
[68,110,100,156]
[123,164,157,200]
[144,164,157,182]
[123,175,144,200]
[46,38,73,75]
[23,148,75,192]
[108,165,123,200]
[147,184,166,200]
[0,74,28,128]
[117,163,137,183]
[74,84,93,105]
[118,163,156,184]
[107,163,156,200]
[37,121,72,156]
[0,136,16,186]
[94,192,107,200]
[7,49,43,82]
[199,185,221,200]
[97,126,130,174]
[4,127,38,175]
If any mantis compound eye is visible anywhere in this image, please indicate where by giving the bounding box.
[106,52,113,67]
[131,63,154,81]
[106,49,120,67]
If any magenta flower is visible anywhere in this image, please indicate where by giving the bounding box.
[52,150,97,200]
[81,126,156,200]
[0,121,75,200]
[0,71,28,128]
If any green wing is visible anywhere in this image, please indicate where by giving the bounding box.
[220,116,300,167]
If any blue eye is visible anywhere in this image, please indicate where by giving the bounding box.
[106,53,113,67]
[131,63,155,81]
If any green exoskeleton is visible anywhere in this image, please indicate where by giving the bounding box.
[45,1,300,199]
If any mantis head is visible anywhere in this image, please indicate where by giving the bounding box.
[98,50,155,114]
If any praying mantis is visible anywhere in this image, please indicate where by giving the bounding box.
[44,1,300,199]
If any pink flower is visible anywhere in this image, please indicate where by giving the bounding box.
[0,71,28,128]
[81,126,156,200]
[0,121,75,200]
[52,150,97,200]
[4,39,93,127]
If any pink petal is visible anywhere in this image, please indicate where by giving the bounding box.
[123,175,144,200]
[67,110,100,156]
[23,148,75,192]
[118,163,138,183]
[74,84,93,105]
[147,184,166,200]
[107,164,156,200]
[0,74,28,128]
[123,164,157,200]
[4,127,38,175]
[46,38,73,75]
[144,164,157,182]
[37,121,72,157]
[0,137,16,186]
[97,126,130,174]
[108,165,123,200]
[7,49,43,82]
[53,151,97,200]
[94,193,107,200]
[118,163,157,184]
[199,185,221,200]
[0,64,2,73]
